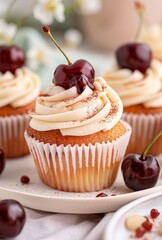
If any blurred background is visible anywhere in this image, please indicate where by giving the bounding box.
[1,0,162,89]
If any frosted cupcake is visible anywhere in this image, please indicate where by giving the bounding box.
[103,42,162,155]
[0,45,41,158]
[24,26,131,192]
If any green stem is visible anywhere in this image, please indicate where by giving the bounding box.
[142,131,162,159]
[4,0,17,20]
[47,31,72,65]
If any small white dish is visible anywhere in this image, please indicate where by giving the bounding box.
[104,192,162,240]
[0,156,162,214]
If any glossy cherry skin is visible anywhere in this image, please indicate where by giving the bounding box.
[0,45,25,74]
[53,59,95,91]
[0,199,26,238]
[69,74,94,94]
[0,149,5,175]
[121,154,160,191]
[116,43,152,74]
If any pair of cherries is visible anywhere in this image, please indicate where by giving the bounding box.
[0,26,151,93]
[0,26,95,95]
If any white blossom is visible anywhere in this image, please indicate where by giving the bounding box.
[0,19,17,44]
[77,0,102,15]
[63,29,83,49]
[33,0,65,25]
[27,46,52,70]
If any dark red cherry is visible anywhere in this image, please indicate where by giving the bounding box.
[54,59,95,92]
[0,149,5,175]
[0,45,25,74]
[116,43,152,74]
[0,199,26,238]
[121,154,160,191]
[42,26,95,93]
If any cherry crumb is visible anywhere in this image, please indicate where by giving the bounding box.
[142,219,152,231]
[135,227,146,238]
[150,209,160,219]
[20,176,30,184]
[96,192,108,198]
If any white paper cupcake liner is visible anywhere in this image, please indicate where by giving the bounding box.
[25,121,131,192]
[122,112,162,156]
[0,114,30,158]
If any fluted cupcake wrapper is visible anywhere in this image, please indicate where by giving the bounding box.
[24,121,131,192]
[0,114,30,158]
[123,112,162,156]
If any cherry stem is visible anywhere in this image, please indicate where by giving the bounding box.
[142,131,162,160]
[44,28,72,65]
[134,1,145,41]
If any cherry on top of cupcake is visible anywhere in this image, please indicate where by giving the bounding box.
[115,1,152,74]
[42,26,95,94]
[0,44,25,74]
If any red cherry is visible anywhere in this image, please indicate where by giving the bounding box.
[121,154,160,191]
[0,149,5,175]
[122,131,162,191]
[41,26,95,93]
[54,59,95,92]
[0,199,26,238]
[0,45,25,74]
[150,209,160,219]
[116,43,152,74]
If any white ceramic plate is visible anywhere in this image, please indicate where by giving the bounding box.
[0,155,162,214]
[104,191,162,240]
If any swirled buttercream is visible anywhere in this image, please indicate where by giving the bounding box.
[103,59,162,108]
[0,67,41,108]
[29,77,123,136]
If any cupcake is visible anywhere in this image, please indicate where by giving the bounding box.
[0,45,41,158]
[103,42,162,156]
[24,26,131,192]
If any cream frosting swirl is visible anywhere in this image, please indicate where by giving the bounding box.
[0,67,41,108]
[29,77,123,136]
[103,59,162,108]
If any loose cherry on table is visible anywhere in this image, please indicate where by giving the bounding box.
[116,43,152,74]
[0,199,26,238]
[121,131,161,191]
[0,45,25,74]
[0,149,5,175]
[42,26,95,93]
